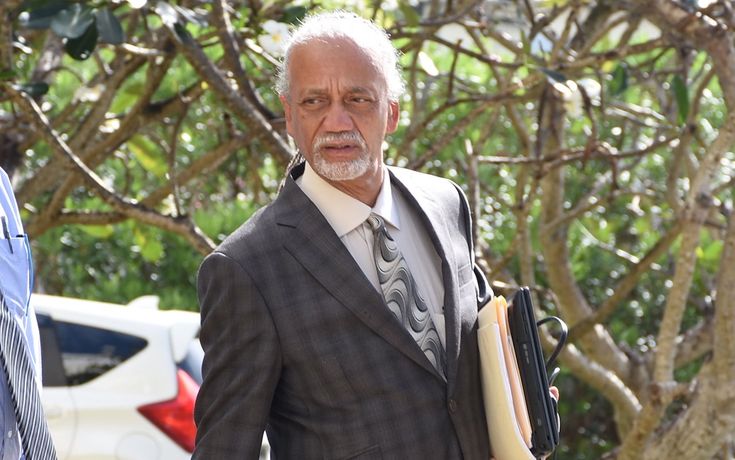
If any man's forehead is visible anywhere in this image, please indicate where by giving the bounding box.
[289,37,381,72]
[291,35,364,55]
[287,39,388,95]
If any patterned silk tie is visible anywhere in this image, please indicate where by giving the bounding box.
[0,294,58,460]
[367,214,446,378]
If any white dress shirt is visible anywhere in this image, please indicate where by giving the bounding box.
[297,163,447,345]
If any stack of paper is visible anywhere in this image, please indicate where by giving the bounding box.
[478,296,534,460]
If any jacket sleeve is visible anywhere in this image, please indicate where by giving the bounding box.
[193,251,281,459]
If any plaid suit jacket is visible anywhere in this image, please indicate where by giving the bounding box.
[193,163,490,460]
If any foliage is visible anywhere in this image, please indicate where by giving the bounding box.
[2,0,735,458]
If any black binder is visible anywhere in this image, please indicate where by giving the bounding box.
[507,287,561,458]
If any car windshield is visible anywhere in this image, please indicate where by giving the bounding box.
[178,338,203,385]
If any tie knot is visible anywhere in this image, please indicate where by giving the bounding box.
[366,213,385,232]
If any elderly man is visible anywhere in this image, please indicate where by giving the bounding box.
[193,12,491,459]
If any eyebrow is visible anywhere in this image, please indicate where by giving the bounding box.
[345,86,375,94]
[299,89,328,98]
[299,86,376,97]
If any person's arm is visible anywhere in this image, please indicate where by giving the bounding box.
[193,251,281,459]
[25,301,43,390]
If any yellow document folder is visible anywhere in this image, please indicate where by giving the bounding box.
[478,296,534,459]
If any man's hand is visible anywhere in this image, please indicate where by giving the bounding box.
[543,386,560,460]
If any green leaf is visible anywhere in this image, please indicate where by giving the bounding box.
[51,3,95,39]
[539,67,567,83]
[141,238,164,262]
[173,22,192,42]
[18,0,69,29]
[95,8,125,44]
[672,74,689,124]
[279,6,308,25]
[398,3,420,27]
[700,240,723,264]
[173,5,208,27]
[133,227,164,263]
[64,23,98,60]
[79,225,115,238]
[128,135,167,178]
[12,82,50,96]
[123,80,145,95]
[609,64,628,96]
[0,69,16,81]
[520,30,530,56]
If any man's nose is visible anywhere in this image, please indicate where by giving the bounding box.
[323,102,354,131]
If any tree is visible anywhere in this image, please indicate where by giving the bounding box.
[1,1,734,458]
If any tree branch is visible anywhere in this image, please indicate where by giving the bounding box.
[5,84,215,254]
[537,84,632,379]
[51,134,245,232]
[164,25,293,166]
[555,340,641,436]
[617,380,691,459]
[210,0,275,120]
[569,221,683,341]
[712,210,735,390]
[17,51,161,203]
[0,1,22,72]
[653,112,735,383]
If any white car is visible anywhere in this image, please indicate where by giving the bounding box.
[32,294,202,460]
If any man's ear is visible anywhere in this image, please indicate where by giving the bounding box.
[386,100,399,133]
[280,95,293,135]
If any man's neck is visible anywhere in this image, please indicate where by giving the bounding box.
[316,164,385,207]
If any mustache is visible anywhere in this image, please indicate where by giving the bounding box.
[313,132,367,151]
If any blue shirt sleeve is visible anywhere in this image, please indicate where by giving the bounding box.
[0,166,39,459]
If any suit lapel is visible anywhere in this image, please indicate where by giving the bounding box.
[388,169,463,392]
[274,169,441,378]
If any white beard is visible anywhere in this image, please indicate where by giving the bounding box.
[311,132,372,181]
[312,152,371,181]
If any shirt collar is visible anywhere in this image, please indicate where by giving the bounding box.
[298,162,401,237]
[372,167,400,231]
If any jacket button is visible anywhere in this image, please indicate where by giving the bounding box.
[448,399,458,412]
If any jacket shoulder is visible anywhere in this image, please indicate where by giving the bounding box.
[388,165,466,205]
[213,201,279,258]
[388,165,454,186]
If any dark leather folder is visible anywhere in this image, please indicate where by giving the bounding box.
[507,287,560,458]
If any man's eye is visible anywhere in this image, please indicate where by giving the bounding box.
[301,97,324,107]
[349,97,372,104]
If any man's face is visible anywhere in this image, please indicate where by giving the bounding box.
[280,38,399,190]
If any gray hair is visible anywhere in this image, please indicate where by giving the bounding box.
[275,11,405,102]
